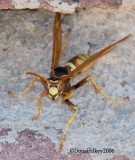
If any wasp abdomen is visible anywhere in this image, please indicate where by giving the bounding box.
[64,54,95,74]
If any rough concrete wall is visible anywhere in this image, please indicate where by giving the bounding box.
[0,9,135,160]
[0,0,135,13]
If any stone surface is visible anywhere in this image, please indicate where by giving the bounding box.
[0,0,15,9]
[0,129,129,160]
[0,9,135,160]
[0,0,135,13]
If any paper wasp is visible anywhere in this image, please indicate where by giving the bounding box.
[8,13,131,150]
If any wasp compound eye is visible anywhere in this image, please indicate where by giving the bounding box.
[44,81,50,91]
[58,82,65,92]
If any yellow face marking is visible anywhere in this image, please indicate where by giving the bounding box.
[49,95,52,99]
[54,95,58,100]
[50,80,58,83]
[49,87,59,100]
[49,94,59,100]
[49,87,58,96]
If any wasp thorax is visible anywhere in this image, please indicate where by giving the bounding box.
[49,87,59,100]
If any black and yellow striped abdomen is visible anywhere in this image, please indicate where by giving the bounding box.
[64,54,95,74]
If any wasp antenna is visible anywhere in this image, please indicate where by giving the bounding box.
[26,72,50,83]
[26,72,42,78]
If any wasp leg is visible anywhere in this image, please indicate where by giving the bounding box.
[62,29,71,51]
[60,99,78,150]
[61,90,73,104]
[8,77,37,97]
[32,92,48,121]
[72,76,129,101]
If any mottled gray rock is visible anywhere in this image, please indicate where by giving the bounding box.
[0,0,135,13]
[0,9,135,160]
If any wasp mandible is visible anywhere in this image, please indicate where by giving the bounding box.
[8,13,131,150]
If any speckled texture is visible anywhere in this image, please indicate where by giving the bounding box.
[0,129,129,160]
[79,0,122,8]
[0,128,12,136]
[0,9,135,160]
[0,0,15,9]
[0,0,135,13]
[0,129,91,160]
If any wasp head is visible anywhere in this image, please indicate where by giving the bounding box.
[44,78,65,100]
[26,72,67,101]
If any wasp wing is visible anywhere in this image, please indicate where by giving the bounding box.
[61,34,131,81]
[70,34,131,77]
[51,13,62,69]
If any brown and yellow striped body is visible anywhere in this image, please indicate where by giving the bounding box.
[64,54,95,74]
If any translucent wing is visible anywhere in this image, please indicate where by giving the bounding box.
[61,34,131,81]
[51,13,62,69]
